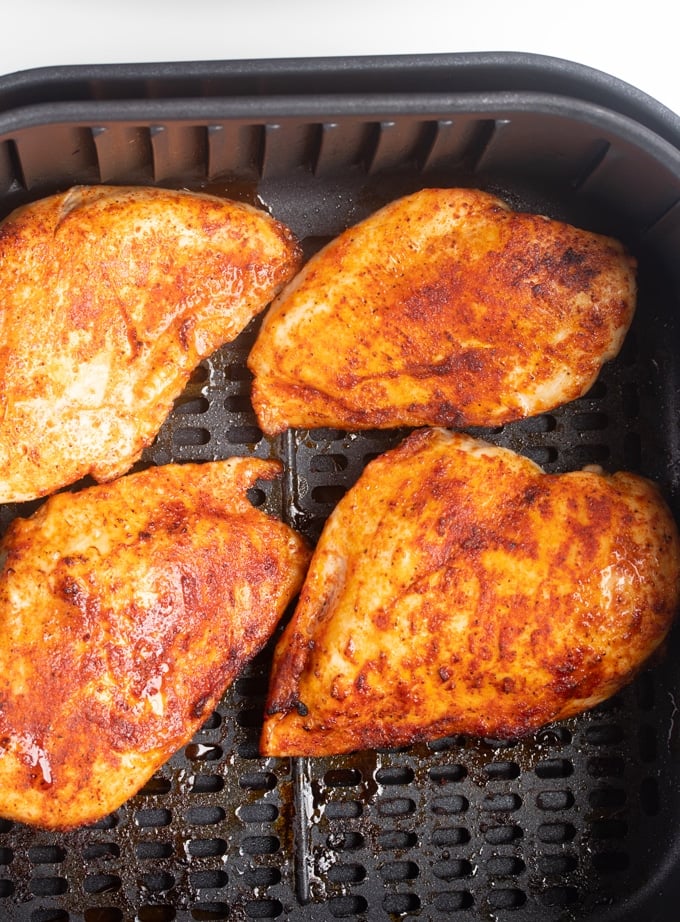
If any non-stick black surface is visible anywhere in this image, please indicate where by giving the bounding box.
[1,76,680,921]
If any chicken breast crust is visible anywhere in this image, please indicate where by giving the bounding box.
[0,185,302,503]
[0,458,310,830]
[248,187,636,434]
[261,429,680,757]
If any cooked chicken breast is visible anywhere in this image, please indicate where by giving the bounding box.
[0,458,310,830]
[261,429,680,756]
[0,185,301,503]
[248,187,636,434]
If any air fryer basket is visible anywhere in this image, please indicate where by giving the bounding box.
[1,53,680,922]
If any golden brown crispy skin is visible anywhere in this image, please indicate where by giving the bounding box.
[248,188,636,434]
[261,429,680,756]
[0,185,302,503]
[0,458,310,829]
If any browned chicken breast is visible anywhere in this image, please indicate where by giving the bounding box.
[248,187,636,434]
[0,185,301,503]
[261,429,680,757]
[0,458,310,829]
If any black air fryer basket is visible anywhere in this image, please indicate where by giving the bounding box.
[1,52,680,922]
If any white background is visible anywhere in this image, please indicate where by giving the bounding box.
[2,0,679,119]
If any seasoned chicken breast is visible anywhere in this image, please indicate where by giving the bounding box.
[248,188,636,434]
[261,429,680,756]
[0,458,310,830]
[0,185,301,503]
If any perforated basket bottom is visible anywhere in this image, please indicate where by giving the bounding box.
[0,224,678,922]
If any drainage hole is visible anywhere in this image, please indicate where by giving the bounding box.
[328,895,368,918]
[134,808,172,828]
[327,862,366,884]
[173,426,211,447]
[482,792,522,812]
[241,835,280,856]
[224,394,254,413]
[245,898,283,918]
[432,794,469,816]
[246,486,268,508]
[525,446,558,466]
[429,764,467,784]
[185,805,226,826]
[137,907,175,922]
[141,872,174,893]
[327,830,365,851]
[189,870,229,890]
[585,723,624,746]
[311,484,347,505]
[565,443,610,467]
[432,858,473,881]
[191,902,230,920]
[535,758,573,779]
[138,776,172,795]
[483,760,520,781]
[175,396,210,415]
[375,765,415,786]
[488,887,526,910]
[83,873,123,894]
[84,909,123,922]
[191,774,224,795]
[433,890,474,912]
[325,801,362,820]
[537,822,576,844]
[570,411,608,431]
[323,768,362,787]
[83,842,121,861]
[225,363,252,382]
[239,771,277,792]
[226,425,263,444]
[186,838,228,858]
[310,453,349,473]
[244,867,281,889]
[378,829,418,849]
[28,845,66,864]
[483,824,522,845]
[377,796,417,817]
[486,856,525,877]
[382,893,421,915]
[379,860,419,882]
[538,853,578,875]
[136,842,174,860]
[536,790,574,811]
[308,428,345,443]
[432,826,470,847]
[519,414,556,433]
[237,803,279,824]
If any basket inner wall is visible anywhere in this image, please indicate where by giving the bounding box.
[0,108,679,922]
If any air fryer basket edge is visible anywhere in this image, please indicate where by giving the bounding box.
[0,55,680,922]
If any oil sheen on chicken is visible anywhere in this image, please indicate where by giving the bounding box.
[0,185,302,503]
[261,429,680,756]
[248,187,637,434]
[0,458,310,829]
